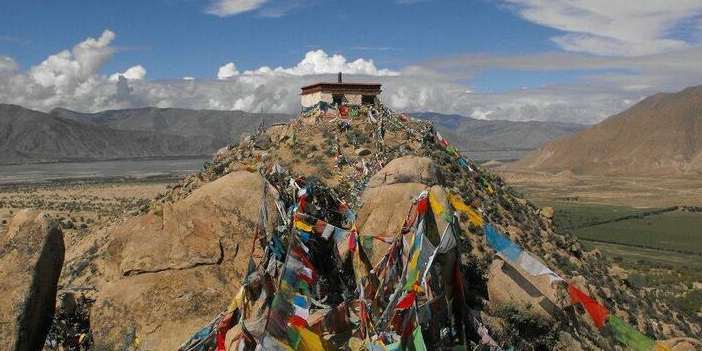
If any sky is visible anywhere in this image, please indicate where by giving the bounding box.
[1,0,702,124]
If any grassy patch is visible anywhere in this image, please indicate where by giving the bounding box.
[535,200,657,230]
[576,211,702,255]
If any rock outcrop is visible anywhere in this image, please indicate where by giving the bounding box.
[0,210,64,351]
[90,171,280,350]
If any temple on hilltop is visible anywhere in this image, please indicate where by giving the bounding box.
[300,72,381,107]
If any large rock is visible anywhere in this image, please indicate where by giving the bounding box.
[487,259,563,321]
[91,171,280,350]
[0,210,65,351]
[367,156,441,189]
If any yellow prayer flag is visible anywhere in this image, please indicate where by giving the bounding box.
[428,192,446,217]
[294,220,313,233]
[296,326,326,351]
[448,194,484,227]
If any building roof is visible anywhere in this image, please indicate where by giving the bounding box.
[300,82,382,95]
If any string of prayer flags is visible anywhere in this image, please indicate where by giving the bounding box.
[567,284,609,329]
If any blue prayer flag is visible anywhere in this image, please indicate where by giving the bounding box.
[484,224,522,262]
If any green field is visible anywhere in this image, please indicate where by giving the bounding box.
[535,200,659,230]
[537,200,702,271]
[576,211,702,255]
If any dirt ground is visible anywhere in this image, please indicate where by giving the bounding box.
[0,179,175,246]
[495,169,702,207]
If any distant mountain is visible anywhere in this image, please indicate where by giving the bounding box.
[50,107,292,149]
[511,86,702,176]
[411,112,586,151]
[0,104,291,165]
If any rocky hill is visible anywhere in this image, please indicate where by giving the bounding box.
[2,103,700,351]
[511,86,702,176]
[412,112,585,151]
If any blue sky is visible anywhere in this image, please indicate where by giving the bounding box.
[2,0,562,87]
[1,0,702,123]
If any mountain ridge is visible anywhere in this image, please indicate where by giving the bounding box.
[510,85,702,175]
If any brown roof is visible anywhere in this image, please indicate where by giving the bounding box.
[301,82,382,95]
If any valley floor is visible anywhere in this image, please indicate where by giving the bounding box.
[497,169,702,322]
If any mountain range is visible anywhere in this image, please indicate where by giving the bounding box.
[0,105,588,165]
[511,85,702,176]
[0,104,290,165]
[412,112,586,151]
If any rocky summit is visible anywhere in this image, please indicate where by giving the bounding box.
[24,103,701,351]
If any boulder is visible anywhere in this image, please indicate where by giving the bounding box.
[354,148,372,157]
[253,133,272,150]
[91,171,280,350]
[0,210,65,351]
[367,156,441,189]
[541,206,555,219]
[486,259,563,321]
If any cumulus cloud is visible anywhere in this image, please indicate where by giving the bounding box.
[241,50,400,76]
[206,0,271,17]
[108,65,146,82]
[500,0,702,56]
[217,62,240,79]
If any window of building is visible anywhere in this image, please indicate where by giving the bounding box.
[362,95,376,105]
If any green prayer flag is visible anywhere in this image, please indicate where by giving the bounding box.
[412,326,427,351]
[286,326,301,349]
[607,315,655,351]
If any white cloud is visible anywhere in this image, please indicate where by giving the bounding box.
[0,55,18,75]
[240,50,400,76]
[1,30,701,126]
[182,76,195,80]
[500,0,702,56]
[108,65,147,82]
[206,0,271,17]
[217,62,240,79]
[28,30,115,91]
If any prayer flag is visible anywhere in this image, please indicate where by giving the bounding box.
[568,284,609,328]
[607,315,655,351]
[294,220,313,233]
[395,291,416,310]
[447,194,484,227]
[412,326,427,351]
[296,326,326,351]
[484,224,522,262]
[517,251,563,282]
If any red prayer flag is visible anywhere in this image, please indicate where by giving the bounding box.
[396,291,416,310]
[416,197,429,217]
[568,283,609,328]
[349,229,357,252]
[288,315,308,327]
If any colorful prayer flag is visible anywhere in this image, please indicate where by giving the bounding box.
[484,224,522,262]
[447,194,484,227]
[568,284,609,328]
[607,315,655,351]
